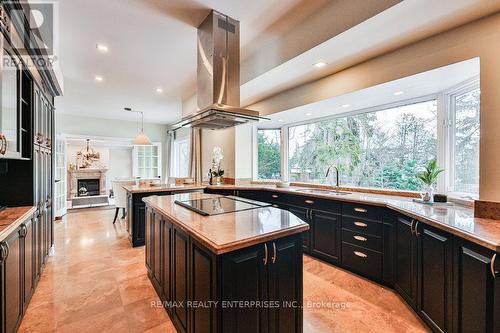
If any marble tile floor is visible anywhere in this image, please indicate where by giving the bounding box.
[18,208,428,332]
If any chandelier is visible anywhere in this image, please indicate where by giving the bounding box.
[77,139,100,168]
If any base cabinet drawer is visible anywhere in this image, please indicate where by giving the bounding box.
[342,216,382,237]
[342,229,382,252]
[342,242,382,281]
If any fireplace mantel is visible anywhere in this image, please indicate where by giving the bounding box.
[68,168,108,198]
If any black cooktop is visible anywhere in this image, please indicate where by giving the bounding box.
[175,196,270,216]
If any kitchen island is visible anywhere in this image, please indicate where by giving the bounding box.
[143,193,309,333]
[123,184,204,247]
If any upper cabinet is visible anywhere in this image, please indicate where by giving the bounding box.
[0,33,21,159]
[132,144,162,179]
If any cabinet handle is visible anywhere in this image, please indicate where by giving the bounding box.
[272,242,277,264]
[354,251,367,258]
[20,224,27,237]
[305,200,314,204]
[263,243,268,265]
[271,195,279,199]
[0,133,5,155]
[353,235,367,242]
[410,219,416,235]
[0,243,6,262]
[354,207,367,213]
[491,253,498,279]
[0,134,6,155]
[414,221,421,237]
[354,221,368,228]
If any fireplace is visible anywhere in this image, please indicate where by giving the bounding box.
[68,168,107,199]
[77,179,100,197]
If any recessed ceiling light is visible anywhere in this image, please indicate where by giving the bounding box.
[394,91,405,96]
[95,75,104,82]
[156,87,163,93]
[313,61,327,68]
[342,104,350,108]
[306,113,313,116]
[96,44,109,52]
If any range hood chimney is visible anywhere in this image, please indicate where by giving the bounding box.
[172,10,267,131]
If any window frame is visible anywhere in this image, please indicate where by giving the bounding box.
[252,127,285,181]
[170,136,190,178]
[443,76,480,199]
[253,79,481,198]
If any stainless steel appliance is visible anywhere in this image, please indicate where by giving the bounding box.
[172,10,268,131]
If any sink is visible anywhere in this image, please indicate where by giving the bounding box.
[295,188,351,196]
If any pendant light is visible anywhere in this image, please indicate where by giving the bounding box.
[124,107,152,145]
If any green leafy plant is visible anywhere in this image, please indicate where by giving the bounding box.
[416,159,444,186]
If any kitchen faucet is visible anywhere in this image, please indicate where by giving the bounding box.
[325,165,340,188]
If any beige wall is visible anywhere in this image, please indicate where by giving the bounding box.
[248,13,500,202]
[201,128,236,181]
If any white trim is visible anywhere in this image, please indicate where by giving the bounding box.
[443,77,480,198]
[253,127,283,181]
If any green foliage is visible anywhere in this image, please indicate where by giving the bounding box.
[416,159,444,186]
[288,100,439,191]
[257,130,281,179]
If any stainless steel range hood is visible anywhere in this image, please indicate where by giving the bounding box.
[172,10,268,131]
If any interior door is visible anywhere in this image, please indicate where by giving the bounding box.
[54,135,67,218]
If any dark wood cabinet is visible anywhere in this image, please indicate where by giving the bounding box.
[288,206,310,252]
[126,189,202,247]
[1,227,23,333]
[146,206,303,333]
[394,215,418,308]
[171,225,189,332]
[220,241,269,333]
[453,240,500,333]
[22,218,34,309]
[416,223,453,332]
[311,210,341,263]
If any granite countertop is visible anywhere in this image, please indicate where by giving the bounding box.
[0,206,36,242]
[123,183,205,194]
[206,184,500,252]
[142,193,309,255]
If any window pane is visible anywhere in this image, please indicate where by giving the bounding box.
[257,129,281,179]
[288,100,437,191]
[453,89,480,195]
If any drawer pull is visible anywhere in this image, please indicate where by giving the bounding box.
[492,253,498,279]
[263,243,268,265]
[354,207,368,213]
[354,221,368,228]
[271,195,279,199]
[353,235,367,242]
[305,200,314,204]
[272,204,279,208]
[354,251,367,258]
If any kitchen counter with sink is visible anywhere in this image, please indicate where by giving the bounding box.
[206,184,500,251]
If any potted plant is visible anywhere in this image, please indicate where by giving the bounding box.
[211,147,225,185]
[416,159,444,202]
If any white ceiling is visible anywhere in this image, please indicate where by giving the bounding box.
[241,0,500,106]
[53,0,500,125]
[54,0,304,124]
[260,58,480,128]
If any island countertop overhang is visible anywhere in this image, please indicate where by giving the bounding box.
[142,193,309,255]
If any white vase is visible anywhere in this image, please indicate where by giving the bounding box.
[421,184,433,202]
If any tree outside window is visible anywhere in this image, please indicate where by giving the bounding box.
[257,129,281,180]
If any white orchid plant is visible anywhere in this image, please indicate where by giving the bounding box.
[210,146,224,177]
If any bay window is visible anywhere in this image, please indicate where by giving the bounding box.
[253,78,480,198]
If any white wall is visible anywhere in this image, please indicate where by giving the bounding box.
[56,113,169,179]
[66,142,133,193]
